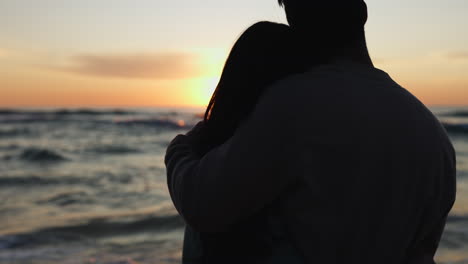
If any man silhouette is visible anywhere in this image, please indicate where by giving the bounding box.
[166,1,456,263]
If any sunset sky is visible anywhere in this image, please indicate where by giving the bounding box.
[1,0,467,107]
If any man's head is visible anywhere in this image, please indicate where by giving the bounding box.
[278,0,371,63]
[278,0,367,36]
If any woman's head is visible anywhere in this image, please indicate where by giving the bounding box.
[198,21,304,153]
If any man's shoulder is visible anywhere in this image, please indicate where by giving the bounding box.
[260,62,441,132]
[269,62,393,94]
[264,65,338,102]
[264,62,395,112]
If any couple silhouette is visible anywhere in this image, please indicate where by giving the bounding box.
[165,1,456,263]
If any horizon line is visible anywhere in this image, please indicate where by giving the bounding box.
[0,104,467,109]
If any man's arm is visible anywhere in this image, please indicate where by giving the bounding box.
[165,85,298,232]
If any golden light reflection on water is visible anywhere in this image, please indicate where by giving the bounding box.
[177,120,186,127]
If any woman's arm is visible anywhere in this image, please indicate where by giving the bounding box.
[165,84,297,232]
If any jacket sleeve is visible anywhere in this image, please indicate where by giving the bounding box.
[165,86,298,232]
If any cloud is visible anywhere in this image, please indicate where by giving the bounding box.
[445,51,468,60]
[57,52,204,80]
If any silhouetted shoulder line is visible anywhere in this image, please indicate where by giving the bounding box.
[308,60,391,81]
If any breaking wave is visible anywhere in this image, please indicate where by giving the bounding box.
[441,110,468,118]
[36,191,94,207]
[19,148,68,162]
[0,176,89,187]
[88,145,142,155]
[0,214,184,249]
[0,109,137,116]
[443,123,468,135]
[441,214,468,250]
[115,118,188,129]
[0,128,33,137]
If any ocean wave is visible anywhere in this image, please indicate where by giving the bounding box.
[115,118,187,129]
[440,214,468,250]
[447,214,468,223]
[0,232,91,250]
[0,110,193,131]
[0,109,137,116]
[0,171,144,187]
[0,144,19,151]
[458,171,468,178]
[0,214,184,249]
[0,171,147,188]
[441,229,468,250]
[0,128,33,137]
[19,148,68,162]
[88,145,142,155]
[37,191,94,207]
[0,176,53,186]
[441,110,468,118]
[443,123,468,135]
[0,109,140,124]
[0,176,88,187]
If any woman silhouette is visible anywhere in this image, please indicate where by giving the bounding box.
[177,21,307,263]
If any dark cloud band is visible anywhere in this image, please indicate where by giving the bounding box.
[446,52,468,60]
[58,52,204,80]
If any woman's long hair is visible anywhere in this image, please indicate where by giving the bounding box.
[196,21,305,155]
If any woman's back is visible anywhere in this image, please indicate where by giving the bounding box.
[183,21,307,263]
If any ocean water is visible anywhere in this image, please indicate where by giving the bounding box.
[0,107,467,264]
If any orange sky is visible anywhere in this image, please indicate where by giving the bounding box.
[0,0,467,107]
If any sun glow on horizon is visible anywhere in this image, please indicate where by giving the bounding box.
[189,76,220,107]
[187,49,226,107]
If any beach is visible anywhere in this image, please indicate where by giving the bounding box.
[0,107,467,264]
